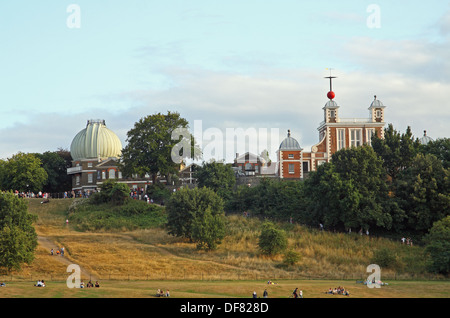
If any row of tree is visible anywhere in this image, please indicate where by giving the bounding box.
[225,125,449,239]
[0,149,72,194]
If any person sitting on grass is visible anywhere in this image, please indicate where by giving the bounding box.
[95,281,100,288]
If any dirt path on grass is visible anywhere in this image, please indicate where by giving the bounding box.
[37,236,98,281]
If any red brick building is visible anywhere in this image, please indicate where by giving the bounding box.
[278,93,386,179]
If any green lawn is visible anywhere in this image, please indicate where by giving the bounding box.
[1,279,449,298]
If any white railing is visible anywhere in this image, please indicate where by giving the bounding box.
[67,166,82,174]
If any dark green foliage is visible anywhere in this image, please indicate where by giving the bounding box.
[166,187,225,250]
[120,111,200,184]
[393,154,449,234]
[371,247,403,270]
[303,145,393,232]
[371,124,421,181]
[35,150,72,193]
[195,161,236,202]
[146,183,172,204]
[90,180,130,205]
[191,207,226,250]
[424,216,450,275]
[0,152,48,193]
[0,192,38,273]
[228,178,304,221]
[258,221,287,255]
[419,137,450,169]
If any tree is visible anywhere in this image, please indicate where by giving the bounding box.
[120,111,201,184]
[191,206,226,250]
[393,153,450,234]
[372,124,420,181]
[302,163,361,231]
[303,146,394,232]
[258,221,287,256]
[0,191,38,273]
[35,150,72,193]
[90,179,130,205]
[0,152,48,193]
[420,138,450,169]
[424,216,450,275]
[166,187,225,243]
[195,160,236,201]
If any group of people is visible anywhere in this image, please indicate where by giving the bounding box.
[155,289,170,297]
[34,280,46,287]
[50,247,65,256]
[325,286,350,296]
[80,280,100,288]
[292,288,303,298]
[401,237,413,246]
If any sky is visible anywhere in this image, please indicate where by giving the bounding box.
[0,0,449,162]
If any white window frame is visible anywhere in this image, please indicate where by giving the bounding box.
[366,128,375,146]
[350,129,362,147]
[88,173,93,183]
[337,128,346,150]
[109,169,116,179]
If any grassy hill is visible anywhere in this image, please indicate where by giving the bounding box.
[4,197,444,283]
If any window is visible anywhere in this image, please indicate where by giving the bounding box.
[330,110,335,118]
[288,164,295,174]
[302,162,309,173]
[97,171,101,180]
[76,175,80,185]
[337,129,345,150]
[376,110,381,118]
[88,173,93,183]
[102,171,106,179]
[118,171,123,179]
[366,129,375,146]
[350,129,362,147]
[88,162,93,168]
[255,165,259,173]
[288,154,294,159]
[109,169,116,179]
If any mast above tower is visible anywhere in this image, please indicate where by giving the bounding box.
[325,68,336,100]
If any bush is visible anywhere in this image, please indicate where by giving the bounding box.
[258,222,287,256]
[283,250,301,267]
[424,216,450,275]
[90,180,130,205]
[191,207,226,251]
[166,187,224,240]
[370,247,403,270]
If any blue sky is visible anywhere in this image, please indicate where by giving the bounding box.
[0,1,449,161]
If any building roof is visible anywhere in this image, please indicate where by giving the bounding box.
[369,95,385,108]
[279,130,302,150]
[70,119,122,161]
[323,99,339,109]
[419,130,433,145]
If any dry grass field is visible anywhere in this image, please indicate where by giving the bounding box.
[1,198,448,299]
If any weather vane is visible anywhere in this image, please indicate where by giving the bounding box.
[325,68,336,100]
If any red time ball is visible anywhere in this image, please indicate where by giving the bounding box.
[327,91,335,100]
